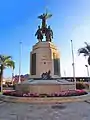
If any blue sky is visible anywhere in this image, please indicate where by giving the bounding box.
[0,0,90,77]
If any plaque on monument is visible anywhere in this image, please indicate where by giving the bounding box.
[53,53,60,76]
[31,53,36,75]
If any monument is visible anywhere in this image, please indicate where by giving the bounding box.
[30,11,61,78]
[15,11,75,94]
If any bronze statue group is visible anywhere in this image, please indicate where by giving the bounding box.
[35,12,53,42]
[41,70,51,79]
[35,12,53,79]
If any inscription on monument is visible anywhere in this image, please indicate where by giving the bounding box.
[31,53,36,75]
[53,53,60,76]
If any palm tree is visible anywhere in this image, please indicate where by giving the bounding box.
[78,42,90,65]
[0,55,15,93]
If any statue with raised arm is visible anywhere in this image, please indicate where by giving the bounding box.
[38,12,52,34]
[35,26,43,42]
[45,25,53,42]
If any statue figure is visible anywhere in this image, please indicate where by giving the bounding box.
[38,12,52,34]
[47,70,51,79]
[45,26,53,42]
[35,26,43,42]
[41,71,51,79]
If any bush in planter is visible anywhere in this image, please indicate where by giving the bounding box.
[76,83,89,89]
[76,83,85,89]
[39,94,48,97]
[84,83,89,89]
[47,94,51,97]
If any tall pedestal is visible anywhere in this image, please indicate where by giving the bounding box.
[30,41,61,78]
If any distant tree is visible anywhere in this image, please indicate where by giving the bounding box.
[78,42,90,65]
[0,55,15,93]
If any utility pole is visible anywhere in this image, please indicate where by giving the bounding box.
[71,40,76,89]
[64,70,66,77]
[85,65,89,77]
[18,42,22,84]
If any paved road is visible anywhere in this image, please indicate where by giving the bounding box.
[0,101,90,120]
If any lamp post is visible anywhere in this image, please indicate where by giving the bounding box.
[18,42,22,84]
[71,40,76,89]
[85,65,89,77]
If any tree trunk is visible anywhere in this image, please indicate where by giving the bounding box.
[0,65,3,93]
[12,68,14,85]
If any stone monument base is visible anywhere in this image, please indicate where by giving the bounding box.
[15,79,75,94]
[30,41,61,78]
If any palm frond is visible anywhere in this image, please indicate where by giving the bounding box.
[0,55,15,69]
[0,55,11,59]
[84,42,90,52]
[3,55,12,61]
[78,48,89,56]
[88,56,90,65]
[0,55,12,63]
[5,60,15,69]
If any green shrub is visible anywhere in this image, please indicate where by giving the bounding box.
[39,94,47,97]
[76,82,89,89]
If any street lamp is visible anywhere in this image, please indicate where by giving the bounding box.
[71,40,76,89]
[18,42,22,84]
[85,65,89,77]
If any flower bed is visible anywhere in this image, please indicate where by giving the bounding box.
[3,89,88,97]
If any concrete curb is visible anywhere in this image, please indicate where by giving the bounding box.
[0,94,90,104]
